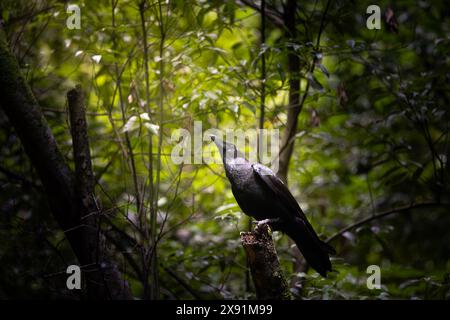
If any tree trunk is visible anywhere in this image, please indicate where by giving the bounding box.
[0,28,131,299]
[278,0,301,183]
[241,224,291,300]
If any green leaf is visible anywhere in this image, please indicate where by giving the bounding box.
[307,73,325,92]
[144,123,160,135]
[316,63,330,78]
[122,116,138,133]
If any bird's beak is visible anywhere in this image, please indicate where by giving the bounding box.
[210,134,222,147]
[209,134,223,152]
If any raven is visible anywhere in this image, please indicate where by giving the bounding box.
[211,135,335,277]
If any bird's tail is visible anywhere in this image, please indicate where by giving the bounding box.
[284,219,335,277]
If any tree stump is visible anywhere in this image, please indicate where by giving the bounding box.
[240,224,291,300]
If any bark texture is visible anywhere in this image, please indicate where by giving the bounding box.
[0,29,131,299]
[241,224,291,300]
[278,0,301,183]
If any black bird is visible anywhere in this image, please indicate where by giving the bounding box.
[211,135,335,277]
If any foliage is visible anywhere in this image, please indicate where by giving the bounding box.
[0,0,449,299]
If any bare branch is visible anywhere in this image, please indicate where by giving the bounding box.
[238,0,286,29]
[326,202,448,244]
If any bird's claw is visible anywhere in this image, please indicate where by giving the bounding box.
[251,219,268,225]
[256,219,271,227]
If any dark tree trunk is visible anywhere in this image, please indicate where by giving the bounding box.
[241,224,291,300]
[0,29,131,299]
[278,0,301,183]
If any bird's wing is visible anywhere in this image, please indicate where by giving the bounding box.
[251,163,335,255]
[251,163,308,221]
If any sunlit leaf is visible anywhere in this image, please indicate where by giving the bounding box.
[92,54,102,63]
[144,123,159,135]
[122,116,138,133]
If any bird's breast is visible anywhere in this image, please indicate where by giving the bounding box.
[227,166,274,220]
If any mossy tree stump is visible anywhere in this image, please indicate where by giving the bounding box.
[241,224,291,300]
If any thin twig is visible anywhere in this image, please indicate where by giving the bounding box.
[326,202,446,243]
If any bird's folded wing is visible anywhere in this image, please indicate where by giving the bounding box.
[251,163,334,254]
[251,163,307,221]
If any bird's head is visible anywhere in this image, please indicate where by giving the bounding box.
[210,135,243,162]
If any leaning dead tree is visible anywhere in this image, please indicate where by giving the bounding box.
[241,224,291,300]
[0,28,131,299]
[67,86,132,299]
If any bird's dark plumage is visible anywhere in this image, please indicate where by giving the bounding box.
[211,135,335,277]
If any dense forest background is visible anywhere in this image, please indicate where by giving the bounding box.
[0,0,449,299]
